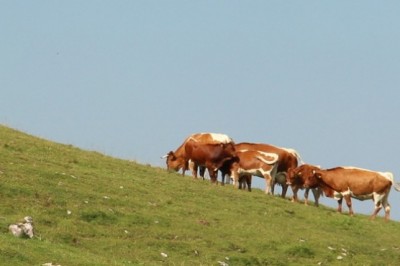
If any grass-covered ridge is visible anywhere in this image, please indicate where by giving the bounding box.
[0,125,399,265]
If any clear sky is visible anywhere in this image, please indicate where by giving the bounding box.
[2,1,400,221]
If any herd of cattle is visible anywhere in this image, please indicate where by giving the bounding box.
[163,133,400,221]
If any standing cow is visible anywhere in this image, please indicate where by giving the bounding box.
[229,150,279,194]
[184,139,236,183]
[302,166,400,221]
[234,142,302,197]
[164,133,235,183]
[286,164,323,206]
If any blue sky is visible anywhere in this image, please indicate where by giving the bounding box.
[2,1,400,221]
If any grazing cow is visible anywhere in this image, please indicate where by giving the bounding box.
[234,142,302,197]
[183,139,237,183]
[302,166,400,221]
[229,150,279,194]
[286,164,323,206]
[164,133,234,180]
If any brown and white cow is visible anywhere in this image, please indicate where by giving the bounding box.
[287,164,323,206]
[302,166,400,221]
[164,133,236,183]
[234,142,302,197]
[229,150,279,194]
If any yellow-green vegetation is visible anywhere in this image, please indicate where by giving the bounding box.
[0,125,399,265]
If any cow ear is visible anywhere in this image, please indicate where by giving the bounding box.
[314,171,322,179]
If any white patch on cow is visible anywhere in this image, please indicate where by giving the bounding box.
[208,133,233,143]
[379,171,394,182]
[333,191,342,201]
[188,133,233,144]
[341,188,352,197]
[335,187,374,201]
[371,191,385,204]
[256,151,279,164]
[342,166,375,172]
[237,167,273,179]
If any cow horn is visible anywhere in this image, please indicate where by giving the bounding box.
[161,154,168,159]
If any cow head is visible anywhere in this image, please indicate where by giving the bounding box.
[165,151,185,172]
[287,164,322,189]
[286,164,319,186]
[303,169,323,188]
[286,167,300,185]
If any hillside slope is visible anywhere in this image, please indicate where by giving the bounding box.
[0,125,399,265]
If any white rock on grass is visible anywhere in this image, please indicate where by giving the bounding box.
[9,216,34,239]
[161,252,168,258]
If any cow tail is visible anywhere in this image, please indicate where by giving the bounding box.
[285,148,304,166]
[393,182,400,192]
[383,172,400,192]
[294,151,305,166]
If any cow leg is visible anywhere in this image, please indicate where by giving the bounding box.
[238,176,245,190]
[220,170,229,186]
[383,195,391,221]
[264,174,272,194]
[304,188,310,206]
[336,198,343,213]
[281,184,288,198]
[182,160,189,176]
[208,168,218,184]
[384,203,391,221]
[238,179,242,189]
[371,193,389,221]
[311,188,320,207]
[231,170,240,189]
[270,179,276,195]
[199,166,206,180]
[370,204,383,220]
[246,175,252,192]
[189,161,198,179]
[291,186,300,203]
[238,175,251,191]
[225,172,231,184]
[343,195,354,216]
[276,172,288,198]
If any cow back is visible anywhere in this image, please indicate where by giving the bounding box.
[189,133,234,144]
[311,167,393,196]
[235,142,299,172]
[184,140,236,168]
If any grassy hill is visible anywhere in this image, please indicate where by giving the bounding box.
[0,125,399,265]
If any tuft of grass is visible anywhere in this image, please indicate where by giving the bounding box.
[0,124,400,265]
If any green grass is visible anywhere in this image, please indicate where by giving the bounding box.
[0,125,399,265]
